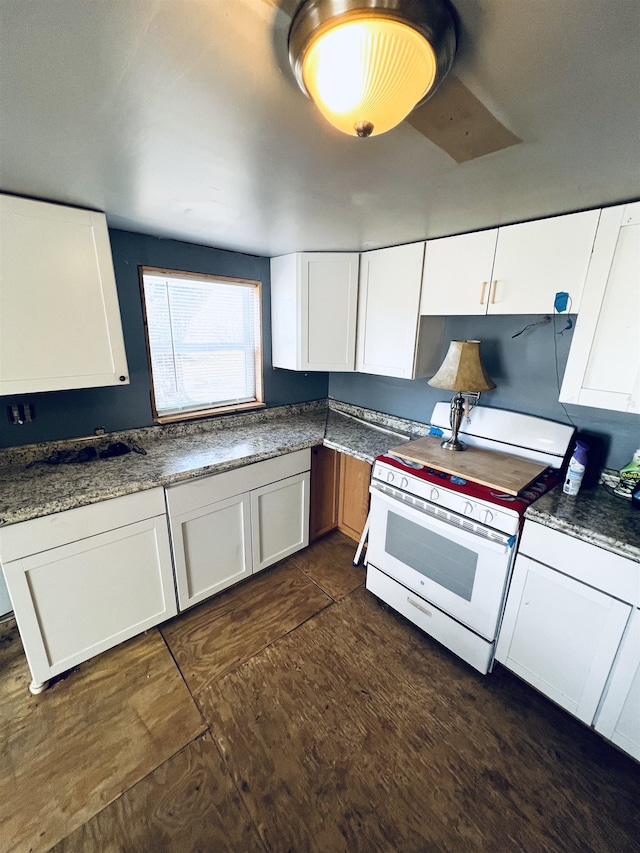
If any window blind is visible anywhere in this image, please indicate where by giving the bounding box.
[142,271,261,418]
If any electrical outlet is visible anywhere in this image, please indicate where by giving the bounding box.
[6,403,36,425]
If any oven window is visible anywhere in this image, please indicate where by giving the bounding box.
[385,512,477,601]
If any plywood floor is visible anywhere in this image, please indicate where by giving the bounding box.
[1,531,639,853]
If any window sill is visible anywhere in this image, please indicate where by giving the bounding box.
[154,401,266,425]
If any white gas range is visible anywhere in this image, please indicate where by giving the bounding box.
[366,404,574,674]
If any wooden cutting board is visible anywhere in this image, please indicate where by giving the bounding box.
[387,435,548,496]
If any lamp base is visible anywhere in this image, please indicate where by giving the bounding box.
[441,391,467,451]
[440,436,467,451]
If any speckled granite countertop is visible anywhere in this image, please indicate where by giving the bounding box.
[0,401,426,528]
[3,399,639,564]
[525,484,640,563]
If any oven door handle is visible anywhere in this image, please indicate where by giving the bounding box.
[369,485,513,554]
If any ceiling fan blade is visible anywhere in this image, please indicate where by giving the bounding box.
[407,75,522,164]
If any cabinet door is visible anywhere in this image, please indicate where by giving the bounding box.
[420,229,497,315]
[356,242,425,378]
[270,252,359,371]
[496,555,631,724]
[595,608,640,761]
[560,203,640,413]
[169,493,252,611]
[338,454,371,542]
[251,472,310,573]
[0,194,129,394]
[3,516,176,690]
[309,446,340,541]
[303,253,359,371]
[489,209,600,314]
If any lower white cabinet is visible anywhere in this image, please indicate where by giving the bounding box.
[251,473,309,573]
[166,449,310,610]
[594,608,640,761]
[167,492,253,609]
[496,520,638,758]
[0,489,176,693]
[496,554,630,724]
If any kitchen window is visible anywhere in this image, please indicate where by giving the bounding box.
[140,267,263,423]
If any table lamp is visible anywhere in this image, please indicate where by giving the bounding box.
[428,340,496,451]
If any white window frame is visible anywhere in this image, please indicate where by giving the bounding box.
[140,266,264,423]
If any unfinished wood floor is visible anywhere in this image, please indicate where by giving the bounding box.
[1,531,639,853]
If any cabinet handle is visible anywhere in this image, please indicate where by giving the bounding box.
[480,281,488,304]
[490,280,498,304]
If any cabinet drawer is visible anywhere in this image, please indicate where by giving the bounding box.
[519,521,639,605]
[0,488,166,562]
[165,449,311,516]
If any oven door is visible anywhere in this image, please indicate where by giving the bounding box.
[367,485,515,641]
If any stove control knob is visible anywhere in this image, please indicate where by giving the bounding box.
[430,487,439,501]
[400,477,408,489]
[386,471,395,484]
[481,509,494,525]
[462,501,474,516]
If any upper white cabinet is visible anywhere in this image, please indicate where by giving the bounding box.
[421,209,600,316]
[489,210,599,313]
[270,252,359,371]
[420,229,498,315]
[560,203,640,413]
[0,194,129,394]
[357,242,443,379]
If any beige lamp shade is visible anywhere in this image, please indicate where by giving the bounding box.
[301,18,437,137]
[428,340,496,392]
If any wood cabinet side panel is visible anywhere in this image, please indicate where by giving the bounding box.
[309,446,340,541]
[338,455,371,542]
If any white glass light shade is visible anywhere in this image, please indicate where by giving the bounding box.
[301,18,437,137]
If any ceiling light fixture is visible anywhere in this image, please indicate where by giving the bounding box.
[288,0,457,138]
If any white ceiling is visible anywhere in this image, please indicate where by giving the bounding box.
[1,0,639,257]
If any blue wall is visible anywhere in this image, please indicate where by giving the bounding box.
[329,314,639,470]
[2,229,637,469]
[0,229,328,447]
